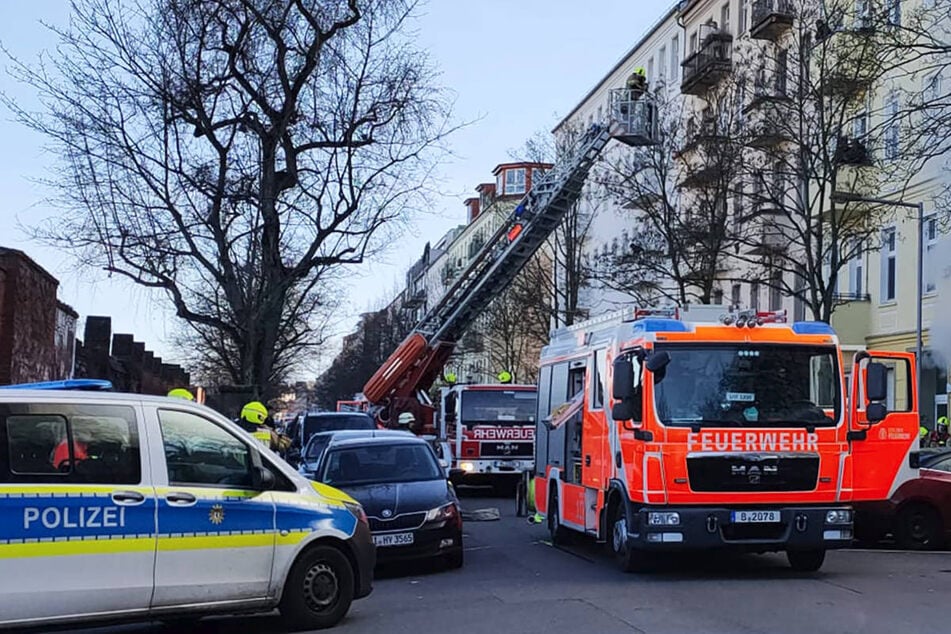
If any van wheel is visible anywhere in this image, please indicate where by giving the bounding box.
[547,488,569,545]
[280,545,355,630]
[611,504,652,573]
[787,549,826,572]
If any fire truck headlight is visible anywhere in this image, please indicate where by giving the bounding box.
[460,462,475,472]
[648,512,681,526]
[825,509,852,524]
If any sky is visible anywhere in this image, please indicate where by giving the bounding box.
[0,0,673,376]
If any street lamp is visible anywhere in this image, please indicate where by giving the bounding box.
[832,191,925,408]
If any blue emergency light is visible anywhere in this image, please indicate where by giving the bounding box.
[0,379,114,391]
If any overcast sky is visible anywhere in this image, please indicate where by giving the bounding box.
[0,0,673,376]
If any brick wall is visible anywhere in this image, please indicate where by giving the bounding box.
[0,248,59,384]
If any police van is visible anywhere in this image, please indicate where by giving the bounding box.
[0,384,375,630]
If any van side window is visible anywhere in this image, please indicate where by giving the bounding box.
[159,410,254,489]
[0,404,140,484]
[591,349,607,410]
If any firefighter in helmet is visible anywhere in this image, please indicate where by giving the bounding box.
[930,417,950,447]
[167,388,195,401]
[920,425,930,448]
[237,401,287,453]
[498,370,513,385]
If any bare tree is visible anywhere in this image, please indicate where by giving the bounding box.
[5,0,454,398]
[733,0,928,322]
[598,79,745,306]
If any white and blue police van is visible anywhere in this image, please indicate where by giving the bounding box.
[0,381,375,631]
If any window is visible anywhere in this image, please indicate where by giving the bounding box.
[769,269,783,311]
[1,404,140,484]
[504,168,526,195]
[714,289,724,304]
[591,349,607,410]
[853,107,869,140]
[690,31,698,54]
[855,0,872,28]
[794,267,807,321]
[750,281,760,311]
[647,57,655,83]
[739,0,749,33]
[658,47,667,82]
[849,247,864,297]
[731,283,742,307]
[924,71,943,102]
[159,410,253,488]
[885,93,900,160]
[776,49,789,95]
[925,215,938,293]
[671,35,681,81]
[880,227,897,302]
[887,0,901,26]
[495,172,504,196]
[721,3,731,34]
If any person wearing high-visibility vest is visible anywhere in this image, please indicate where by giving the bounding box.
[236,401,282,451]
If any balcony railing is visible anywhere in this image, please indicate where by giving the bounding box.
[834,136,872,166]
[750,0,795,41]
[609,89,656,146]
[681,31,733,96]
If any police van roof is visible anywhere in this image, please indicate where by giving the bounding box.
[0,379,114,391]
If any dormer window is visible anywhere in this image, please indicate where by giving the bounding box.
[504,168,526,195]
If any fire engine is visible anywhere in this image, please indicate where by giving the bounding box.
[533,305,920,572]
[439,383,538,493]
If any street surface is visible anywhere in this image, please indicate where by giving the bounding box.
[63,491,950,634]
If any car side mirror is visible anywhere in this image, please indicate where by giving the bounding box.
[646,351,671,373]
[612,401,635,422]
[865,362,888,402]
[613,357,635,400]
[253,466,276,491]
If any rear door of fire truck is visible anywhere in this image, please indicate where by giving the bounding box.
[847,351,920,502]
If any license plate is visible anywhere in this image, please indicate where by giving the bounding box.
[731,510,781,524]
[372,532,415,547]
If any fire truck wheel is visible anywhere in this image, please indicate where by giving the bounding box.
[547,488,569,545]
[611,504,652,573]
[786,549,826,572]
[895,504,943,550]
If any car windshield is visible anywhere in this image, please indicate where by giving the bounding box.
[302,414,375,440]
[320,443,443,486]
[652,344,841,428]
[460,390,536,426]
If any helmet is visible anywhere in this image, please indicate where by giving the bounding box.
[397,412,415,426]
[167,388,194,401]
[634,66,646,76]
[939,417,949,433]
[921,426,930,438]
[444,372,457,385]
[498,370,513,384]
[241,401,268,425]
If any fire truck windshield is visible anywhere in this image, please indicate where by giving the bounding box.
[460,390,537,426]
[652,344,841,428]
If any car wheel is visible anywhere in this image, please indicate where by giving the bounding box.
[896,504,943,550]
[280,545,355,631]
[547,488,569,545]
[611,503,652,573]
[787,549,826,572]
[445,548,464,569]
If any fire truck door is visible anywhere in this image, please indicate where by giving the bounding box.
[849,351,919,502]
[582,349,609,491]
[564,361,587,485]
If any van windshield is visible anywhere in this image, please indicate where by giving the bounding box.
[460,390,536,426]
[652,344,841,428]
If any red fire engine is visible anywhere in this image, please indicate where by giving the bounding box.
[439,383,537,493]
[534,306,919,572]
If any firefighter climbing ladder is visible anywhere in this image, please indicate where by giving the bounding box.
[364,92,655,418]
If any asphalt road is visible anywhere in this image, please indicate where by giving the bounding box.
[60,491,951,634]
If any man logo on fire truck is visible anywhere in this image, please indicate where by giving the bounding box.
[533,306,920,573]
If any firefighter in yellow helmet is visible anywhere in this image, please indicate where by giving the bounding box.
[167,388,195,401]
[237,401,284,452]
[498,370,513,384]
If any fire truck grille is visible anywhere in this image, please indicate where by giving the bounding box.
[687,453,819,492]
[368,512,426,532]
[479,441,533,458]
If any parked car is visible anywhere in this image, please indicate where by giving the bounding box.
[854,449,951,549]
[298,429,414,479]
[316,435,464,568]
[0,387,374,631]
[285,411,377,462]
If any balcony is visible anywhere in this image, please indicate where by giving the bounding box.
[609,89,656,146]
[834,136,872,166]
[750,0,795,41]
[678,116,729,156]
[681,31,733,96]
[679,163,721,189]
[822,32,879,97]
[746,222,787,255]
[403,287,426,309]
[746,121,790,149]
[744,71,791,114]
